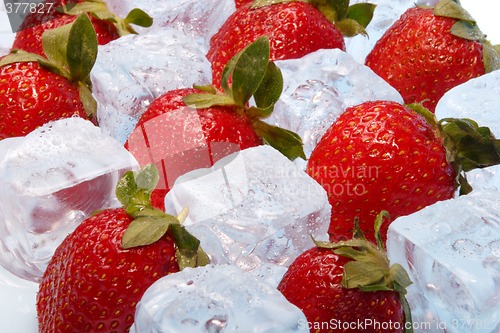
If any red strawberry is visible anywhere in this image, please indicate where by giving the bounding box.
[207,0,375,87]
[278,212,413,333]
[0,14,98,139]
[306,100,500,243]
[126,37,305,210]
[365,0,499,112]
[12,0,152,57]
[36,165,209,333]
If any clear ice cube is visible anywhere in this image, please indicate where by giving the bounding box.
[164,145,331,273]
[91,27,212,144]
[0,117,139,282]
[436,70,500,136]
[106,0,235,47]
[131,264,309,333]
[387,189,500,333]
[268,48,403,167]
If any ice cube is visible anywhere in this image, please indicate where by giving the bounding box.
[0,117,139,282]
[269,48,403,167]
[106,0,235,47]
[345,0,415,63]
[91,27,212,144]
[164,145,331,273]
[131,264,309,333]
[387,189,500,333]
[465,165,500,193]
[435,70,500,136]
[0,264,38,333]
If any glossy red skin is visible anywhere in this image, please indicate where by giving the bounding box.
[13,1,119,57]
[278,247,404,333]
[37,208,180,333]
[307,101,456,243]
[207,1,345,87]
[0,61,88,139]
[365,7,485,112]
[125,88,263,210]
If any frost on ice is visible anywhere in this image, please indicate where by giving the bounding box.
[0,118,138,282]
[131,264,309,333]
[387,189,500,333]
[164,145,331,278]
[91,27,212,144]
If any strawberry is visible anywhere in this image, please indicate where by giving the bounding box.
[306,100,500,243]
[11,0,152,57]
[0,14,98,139]
[207,0,376,87]
[278,212,413,333]
[365,0,499,112]
[125,37,305,210]
[36,165,209,333]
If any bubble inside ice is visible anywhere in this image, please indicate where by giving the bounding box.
[387,189,500,333]
[0,117,139,282]
[164,145,331,275]
[131,264,309,333]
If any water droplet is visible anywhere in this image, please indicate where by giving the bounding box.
[205,315,227,333]
[452,239,482,256]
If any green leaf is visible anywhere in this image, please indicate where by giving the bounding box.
[121,215,175,249]
[41,21,73,77]
[78,81,97,119]
[60,1,109,17]
[341,260,386,289]
[373,210,390,250]
[482,40,500,73]
[252,120,306,160]
[124,8,153,28]
[170,223,210,269]
[136,164,160,191]
[434,0,475,22]
[231,36,270,106]
[389,263,413,292]
[253,61,283,112]
[0,50,47,67]
[182,93,236,109]
[346,3,376,29]
[335,18,368,37]
[450,20,485,42]
[116,171,138,207]
[66,14,98,81]
[251,0,297,9]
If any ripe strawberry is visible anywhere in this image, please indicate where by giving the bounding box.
[0,14,98,139]
[207,0,376,87]
[36,165,209,333]
[12,0,152,57]
[306,100,500,243]
[126,37,305,210]
[365,0,499,112]
[278,212,413,333]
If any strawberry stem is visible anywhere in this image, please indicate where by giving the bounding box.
[118,165,210,269]
[183,36,305,161]
[314,211,414,332]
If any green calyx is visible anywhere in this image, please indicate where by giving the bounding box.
[408,103,500,195]
[59,0,153,35]
[183,36,306,161]
[314,211,413,333]
[118,164,210,270]
[1,13,98,118]
[251,0,376,37]
[432,0,500,73]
